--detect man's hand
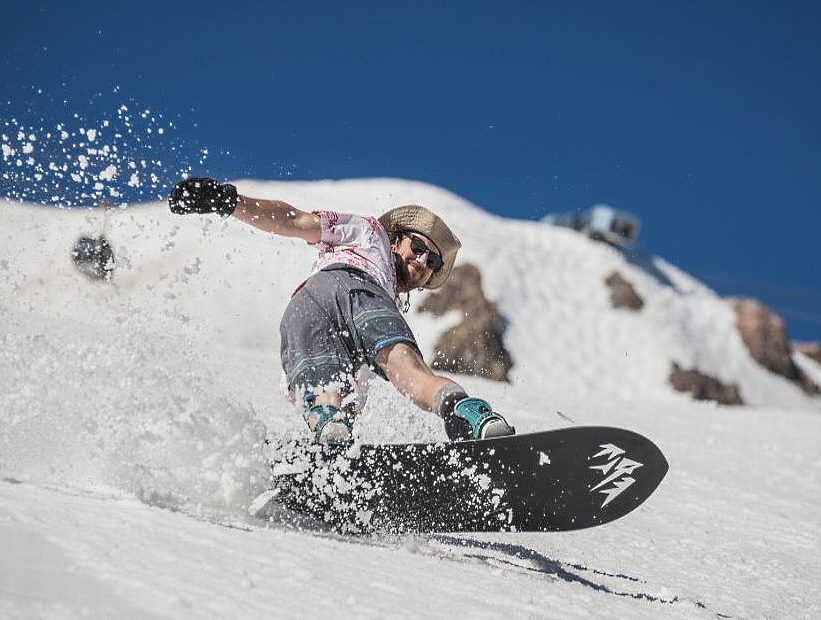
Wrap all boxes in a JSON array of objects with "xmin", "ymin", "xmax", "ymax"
[{"xmin": 168, "ymin": 178, "xmax": 238, "ymax": 217}]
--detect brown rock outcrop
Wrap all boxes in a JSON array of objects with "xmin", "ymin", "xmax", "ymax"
[
  {"xmin": 669, "ymin": 362, "xmax": 744, "ymax": 405},
  {"xmin": 605, "ymin": 271, "xmax": 644, "ymax": 310},
  {"xmin": 728, "ymin": 298, "xmax": 820, "ymax": 396},
  {"xmin": 418, "ymin": 264, "xmax": 513, "ymax": 382}
]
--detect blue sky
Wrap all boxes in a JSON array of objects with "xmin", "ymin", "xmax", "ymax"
[{"xmin": 2, "ymin": 1, "xmax": 820, "ymax": 340}]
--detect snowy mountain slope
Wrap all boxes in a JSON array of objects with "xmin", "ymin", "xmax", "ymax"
[
  {"xmin": 2, "ymin": 178, "xmax": 821, "ymax": 618},
  {"xmin": 4, "ymin": 178, "xmax": 817, "ymax": 410}
]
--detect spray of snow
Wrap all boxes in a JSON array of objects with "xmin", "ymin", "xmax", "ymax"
[{"xmin": 0, "ymin": 100, "xmax": 205, "ymax": 208}]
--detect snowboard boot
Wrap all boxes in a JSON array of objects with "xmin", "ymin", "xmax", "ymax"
[
  {"xmin": 305, "ymin": 404, "xmax": 353, "ymax": 445},
  {"xmin": 442, "ymin": 395, "xmax": 515, "ymax": 441}
]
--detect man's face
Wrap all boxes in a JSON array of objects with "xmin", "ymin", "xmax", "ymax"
[{"xmin": 392, "ymin": 232, "xmax": 439, "ymax": 292}]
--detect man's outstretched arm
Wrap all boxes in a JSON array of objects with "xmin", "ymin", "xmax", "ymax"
[
  {"xmin": 168, "ymin": 177, "xmax": 321, "ymax": 244},
  {"xmin": 232, "ymin": 195, "xmax": 321, "ymax": 243}
]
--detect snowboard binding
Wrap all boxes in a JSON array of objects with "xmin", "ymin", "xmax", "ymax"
[
  {"xmin": 305, "ymin": 403, "xmax": 353, "ymax": 445},
  {"xmin": 446, "ymin": 397, "xmax": 515, "ymax": 441}
]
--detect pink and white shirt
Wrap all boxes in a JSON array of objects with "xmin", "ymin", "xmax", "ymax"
[{"xmin": 307, "ymin": 210, "xmax": 399, "ymax": 305}]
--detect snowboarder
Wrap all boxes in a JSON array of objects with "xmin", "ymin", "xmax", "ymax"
[{"xmin": 168, "ymin": 178, "xmax": 515, "ymax": 444}]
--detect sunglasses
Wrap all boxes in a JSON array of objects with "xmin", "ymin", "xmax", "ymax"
[{"xmin": 407, "ymin": 233, "xmax": 444, "ymax": 272}]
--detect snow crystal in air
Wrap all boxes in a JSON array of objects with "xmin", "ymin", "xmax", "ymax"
[
  {"xmin": 98, "ymin": 164, "xmax": 117, "ymax": 181},
  {"xmin": 0, "ymin": 96, "xmax": 202, "ymax": 207}
]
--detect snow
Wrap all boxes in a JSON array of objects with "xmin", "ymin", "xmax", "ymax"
[
  {"xmin": 2, "ymin": 178, "xmax": 821, "ymax": 618},
  {"xmin": 1, "ymin": 108, "xmax": 188, "ymax": 208},
  {"xmin": 98, "ymin": 164, "xmax": 118, "ymax": 181}
]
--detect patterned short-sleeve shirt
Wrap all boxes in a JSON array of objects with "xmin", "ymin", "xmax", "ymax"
[{"xmin": 308, "ymin": 210, "xmax": 399, "ymax": 305}]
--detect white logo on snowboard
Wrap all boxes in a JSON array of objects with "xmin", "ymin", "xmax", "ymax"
[{"xmin": 589, "ymin": 443, "xmax": 643, "ymax": 508}]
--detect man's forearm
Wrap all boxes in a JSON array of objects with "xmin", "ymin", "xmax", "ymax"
[{"xmin": 232, "ymin": 195, "xmax": 322, "ymax": 243}]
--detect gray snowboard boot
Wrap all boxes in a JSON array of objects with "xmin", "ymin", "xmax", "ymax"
[
  {"xmin": 451, "ymin": 397, "xmax": 515, "ymax": 440},
  {"xmin": 435, "ymin": 382, "xmax": 515, "ymax": 441},
  {"xmin": 305, "ymin": 404, "xmax": 353, "ymax": 445}
]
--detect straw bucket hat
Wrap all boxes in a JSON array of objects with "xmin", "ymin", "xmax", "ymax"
[{"xmin": 378, "ymin": 204, "xmax": 461, "ymax": 289}]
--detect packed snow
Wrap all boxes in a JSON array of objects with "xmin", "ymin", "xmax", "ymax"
[{"xmin": 1, "ymin": 178, "xmax": 820, "ymax": 618}]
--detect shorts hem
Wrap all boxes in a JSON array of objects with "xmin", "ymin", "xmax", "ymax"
[{"xmin": 368, "ymin": 335, "xmax": 419, "ymax": 361}]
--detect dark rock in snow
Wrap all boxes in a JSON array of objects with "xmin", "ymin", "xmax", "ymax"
[
  {"xmin": 419, "ymin": 264, "xmax": 512, "ymax": 382},
  {"xmin": 605, "ymin": 271, "xmax": 644, "ymax": 310},
  {"xmin": 669, "ymin": 362, "xmax": 744, "ymax": 406},
  {"xmin": 728, "ymin": 298, "xmax": 820, "ymax": 396}
]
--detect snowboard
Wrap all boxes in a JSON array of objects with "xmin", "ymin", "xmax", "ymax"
[{"xmin": 254, "ymin": 426, "xmax": 668, "ymax": 534}]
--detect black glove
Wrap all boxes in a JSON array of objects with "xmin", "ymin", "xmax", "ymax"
[{"xmin": 168, "ymin": 178, "xmax": 238, "ymax": 217}]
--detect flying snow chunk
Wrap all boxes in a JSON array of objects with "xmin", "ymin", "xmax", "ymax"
[
  {"xmin": 98, "ymin": 164, "xmax": 117, "ymax": 181},
  {"xmin": 86, "ymin": 129, "xmax": 98, "ymax": 142}
]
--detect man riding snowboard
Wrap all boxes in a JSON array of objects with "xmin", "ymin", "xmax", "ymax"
[{"xmin": 169, "ymin": 178, "xmax": 515, "ymax": 445}]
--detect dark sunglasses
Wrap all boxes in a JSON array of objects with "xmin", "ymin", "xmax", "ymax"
[{"xmin": 406, "ymin": 233, "xmax": 444, "ymax": 272}]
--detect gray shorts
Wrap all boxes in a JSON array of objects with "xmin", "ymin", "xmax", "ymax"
[{"xmin": 280, "ymin": 265, "xmax": 418, "ymax": 397}]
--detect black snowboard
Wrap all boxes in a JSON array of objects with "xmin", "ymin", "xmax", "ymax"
[{"xmin": 261, "ymin": 426, "xmax": 668, "ymax": 534}]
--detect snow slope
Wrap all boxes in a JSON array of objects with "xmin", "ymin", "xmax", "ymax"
[{"xmin": 2, "ymin": 178, "xmax": 820, "ymax": 618}]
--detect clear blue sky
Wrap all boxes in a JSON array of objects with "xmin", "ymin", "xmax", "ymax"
[{"xmin": 2, "ymin": 1, "xmax": 820, "ymax": 340}]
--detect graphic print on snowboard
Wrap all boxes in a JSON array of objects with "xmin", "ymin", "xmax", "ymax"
[{"xmin": 260, "ymin": 426, "xmax": 668, "ymax": 534}]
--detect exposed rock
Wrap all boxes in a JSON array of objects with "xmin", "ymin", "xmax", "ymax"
[
  {"xmin": 419, "ymin": 263, "xmax": 512, "ymax": 382},
  {"xmin": 669, "ymin": 362, "xmax": 744, "ymax": 406},
  {"xmin": 605, "ymin": 271, "xmax": 644, "ymax": 310},
  {"xmin": 728, "ymin": 298, "xmax": 820, "ymax": 396},
  {"xmin": 794, "ymin": 341, "xmax": 821, "ymax": 366}
]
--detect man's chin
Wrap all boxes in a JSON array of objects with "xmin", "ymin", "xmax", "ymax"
[
  {"xmin": 395, "ymin": 270, "xmax": 411, "ymax": 292},
  {"xmin": 395, "ymin": 260, "xmax": 427, "ymax": 291}
]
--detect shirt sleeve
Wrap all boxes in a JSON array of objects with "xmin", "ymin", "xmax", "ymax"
[{"xmin": 314, "ymin": 210, "xmax": 384, "ymax": 248}]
